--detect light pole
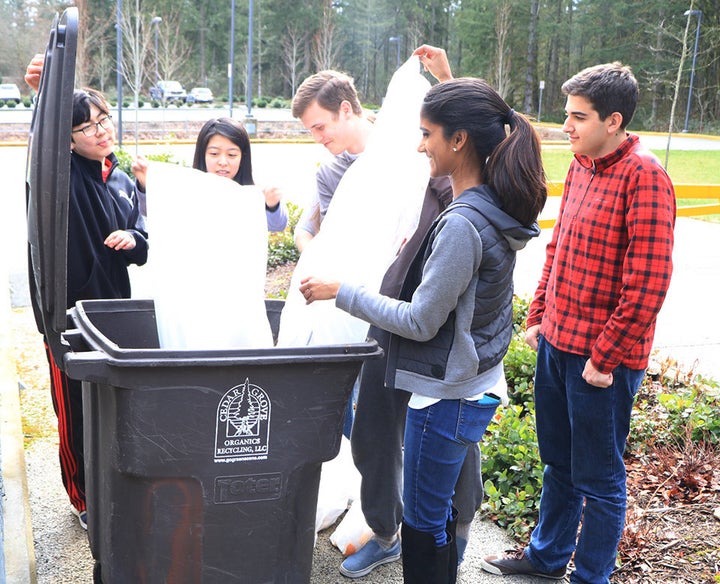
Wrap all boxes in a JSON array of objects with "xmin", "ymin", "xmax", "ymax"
[
  {"xmin": 229, "ymin": 0, "xmax": 235, "ymax": 117},
  {"xmin": 682, "ymin": 9, "xmax": 702, "ymax": 133},
  {"xmin": 389, "ymin": 36, "xmax": 401, "ymax": 70},
  {"xmin": 246, "ymin": 0, "xmax": 253, "ymax": 119},
  {"xmin": 152, "ymin": 16, "xmax": 162, "ymax": 82},
  {"xmin": 116, "ymin": 0, "xmax": 123, "ymax": 148}
]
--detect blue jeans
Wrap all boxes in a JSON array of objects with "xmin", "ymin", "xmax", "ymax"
[
  {"xmin": 342, "ymin": 378, "xmax": 360, "ymax": 439},
  {"xmin": 526, "ymin": 337, "xmax": 644, "ymax": 584},
  {"xmin": 403, "ymin": 396, "xmax": 499, "ymax": 546}
]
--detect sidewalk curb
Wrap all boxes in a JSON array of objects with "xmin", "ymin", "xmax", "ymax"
[{"xmin": 1, "ymin": 266, "xmax": 36, "ymax": 584}]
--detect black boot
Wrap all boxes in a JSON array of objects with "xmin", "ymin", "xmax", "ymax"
[
  {"xmin": 446, "ymin": 508, "xmax": 458, "ymax": 583},
  {"xmin": 401, "ymin": 523, "xmax": 452, "ymax": 584}
]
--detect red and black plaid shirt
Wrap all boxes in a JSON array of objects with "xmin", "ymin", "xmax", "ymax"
[{"xmin": 527, "ymin": 134, "xmax": 676, "ymax": 373}]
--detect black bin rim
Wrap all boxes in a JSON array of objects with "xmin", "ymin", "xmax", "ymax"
[{"xmin": 66, "ymin": 298, "xmax": 383, "ymax": 368}]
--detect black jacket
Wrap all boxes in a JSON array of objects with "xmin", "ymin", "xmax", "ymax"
[{"xmin": 66, "ymin": 152, "xmax": 148, "ymax": 308}]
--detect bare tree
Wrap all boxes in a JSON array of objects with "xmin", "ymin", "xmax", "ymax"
[
  {"xmin": 119, "ymin": 3, "xmax": 154, "ymax": 103},
  {"xmin": 281, "ymin": 25, "xmax": 308, "ymax": 96},
  {"xmin": 312, "ymin": 0, "xmax": 341, "ymax": 71},
  {"xmin": 493, "ymin": 2, "xmax": 512, "ymax": 99},
  {"xmin": 154, "ymin": 9, "xmax": 192, "ymax": 86},
  {"xmin": 665, "ymin": 0, "xmax": 696, "ymax": 168}
]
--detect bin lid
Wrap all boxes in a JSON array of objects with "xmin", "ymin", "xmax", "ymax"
[{"xmin": 26, "ymin": 8, "xmax": 77, "ymax": 366}]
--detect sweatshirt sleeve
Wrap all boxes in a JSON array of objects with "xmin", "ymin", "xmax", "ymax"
[
  {"xmin": 335, "ymin": 214, "xmax": 482, "ymax": 341},
  {"xmin": 265, "ymin": 201, "xmax": 289, "ymax": 232}
]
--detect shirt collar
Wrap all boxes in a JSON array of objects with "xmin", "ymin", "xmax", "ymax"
[{"xmin": 574, "ymin": 133, "xmax": 639, "ymax": 173}]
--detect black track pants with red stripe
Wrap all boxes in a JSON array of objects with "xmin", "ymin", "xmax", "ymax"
[{"xmin": 44, "ymin": 341, "xmax": 86, "ymax": 512}]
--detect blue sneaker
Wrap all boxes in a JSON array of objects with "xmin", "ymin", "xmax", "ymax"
[
  {"xmin": 339, "ymin": 537, "xmax": 401, "ymax": 578},
  {"xmin": 71, "ymin": 506, "xmax": 87, "ymax": 530}
]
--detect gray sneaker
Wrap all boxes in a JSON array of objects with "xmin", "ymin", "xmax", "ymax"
[{"xmin": 480, "ymin": 549, "xmax": 566, "ymax": 579}]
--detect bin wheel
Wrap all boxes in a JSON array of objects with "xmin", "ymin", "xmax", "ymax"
[{"xmin": 93, "ymin": 561, "xmax": 102, "ymax": 583}]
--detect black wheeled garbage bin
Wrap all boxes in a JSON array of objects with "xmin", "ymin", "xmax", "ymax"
[
  {"xmin": 25, "ymin": 9, "xmax": 382, "ymax": 583},
  {"xmin": 62, "ymin": 298, "xmax": 380, "ymax": 584}
]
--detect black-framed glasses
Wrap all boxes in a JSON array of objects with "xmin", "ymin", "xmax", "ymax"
[{"xmin": 72, "ymin": 115, "xmax": 113, "ymax": 137}]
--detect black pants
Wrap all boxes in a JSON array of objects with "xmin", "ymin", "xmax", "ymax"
[{"xmin": 45, "ymin": 341, "xmax": 86, "ymax": 511}]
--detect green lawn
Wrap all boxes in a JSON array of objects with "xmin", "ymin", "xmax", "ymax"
[
  {"xmin": 542, "ymin": 147, "xmax": 720, "ymax": 222},
  {"xmin": 541, "ymin": 148, "xmax": 720, "ymax": 184}
]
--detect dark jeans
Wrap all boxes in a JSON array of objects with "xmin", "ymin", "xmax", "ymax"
[{"xmin": 526, "ymin": 336, "xmax": 644, "ymax": 584}]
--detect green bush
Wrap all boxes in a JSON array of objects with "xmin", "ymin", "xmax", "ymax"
[
  {"xmin": 630, "ymin": 377, "xmax": 720, "ymax": 451},
  {"xmin": 269, "ymin": 97, "xmax": 289, "ymax": 108},
  {"xmin": 267, "ymin": 202, "xmax": 301, "ymax": 268},
  {"xmin": 115, "ymin": 150, "xmax": 179, "ymax": 178},
  {"xmin": 480, "ymin": 296, "xmax": 543, "ymax": 542},
  {"xmin": 482, "ymin": 403, "xmax": 543, "ymax": 541},
  {"xmin": 512, "ymin": 295, "xmax": 531, "ymax": 333},
  {"xmin": 504, "ymin": 333, "xmax": 536, "ymax": 408}
]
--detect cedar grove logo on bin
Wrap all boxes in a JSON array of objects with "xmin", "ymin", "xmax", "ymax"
[{"xmin": 214, "ymin": 378, "xmax": 271, "ymax": 463}]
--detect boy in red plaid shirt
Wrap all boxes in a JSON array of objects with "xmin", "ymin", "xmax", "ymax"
[{"xmin": 482, "ymin": 63, "xmax": 676, "ymax": 583}]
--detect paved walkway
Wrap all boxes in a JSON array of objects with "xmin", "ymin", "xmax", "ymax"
[{"xmin": 1, "ymin": 133, "xmax": 719, "ymax": 582}]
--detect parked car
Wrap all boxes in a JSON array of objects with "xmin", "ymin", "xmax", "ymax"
[
  {"xmin": 187, "ymin": 87, "xmax": 214, "ymax": 104},
  {"xmin": 149, "ymin": 80, "xmax": 187, "ymax": 103},
  {"xmin": 0, "ymin": 83, "xmax": 22, "ymax": 105}
]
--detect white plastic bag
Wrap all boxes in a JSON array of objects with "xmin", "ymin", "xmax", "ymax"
[
  {"xmin": 330, "ymin": 499, "xmax": 374, "ymax": 556},
  {"xmin": 144, "ymin": 163, "xmax": 273, "ymax": 350},
  {"xmin": 277, "ymin": 56, "xmax": 431, "ymax": 347},
  {"xmin": 315, "ymin": 436, "xmax": 360, "ymax": 533}
]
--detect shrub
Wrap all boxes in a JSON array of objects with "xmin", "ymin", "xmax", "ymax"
[
  {"xmin": 267, "ymin": 202, "xmax": 301, "ymax": 268},
  {"xmin": 115, "ymin": 149, "xmax": 179, "ymax": 178},
  {"xmin": 482, "ymin": 403, "xmax": 543, "ymax": 541},
  {"xmin": 504, "ymin": 333, "xmax": 536, "ymax": 408},
  {"xmin": 269, "ymin": 97, "xmax": 288, "ymax": 109},
  {"xmin": 630, "ymin": 375, "xmax": 720, "ymax": 452},
  {"xmin": 512, "ymin": 295, "xmax": 531, "ymax": 333}
]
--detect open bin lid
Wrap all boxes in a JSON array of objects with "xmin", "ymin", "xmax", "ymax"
[{"xmin": 25, "ymin": 7, "xmax": 77, "ymax": 367}]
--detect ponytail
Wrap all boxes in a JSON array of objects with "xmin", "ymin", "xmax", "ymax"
[{"xmin": 485, "ymin": 111, "xmax": 547, "ymax": 226}]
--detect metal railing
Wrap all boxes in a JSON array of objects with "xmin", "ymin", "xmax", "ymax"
[{"xmin": 539, "ymin": 182, "xmax": 720, "ymax": 229}]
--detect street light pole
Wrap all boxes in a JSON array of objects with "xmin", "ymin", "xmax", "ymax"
[
  {"xmin": 682, "ymin": 9, "xmax": 702, "ymax": 133},
  {"xmin": 152, "ymin": 16, "xmax": 162, "ymax": 82},
  {"xmin": 246, "ymin": 0, "xmax": 253, "ymax": 118},
  {"xmin": 116, "ymin": 0, "xmax": 123, "ymax": 148},
  {"xmin": 229, "ymin": 0, "xmax": 235, "ymax": 117},
  {"xmin": 389, "ymin": 37, "xmax": 401, "ymax": 70}
]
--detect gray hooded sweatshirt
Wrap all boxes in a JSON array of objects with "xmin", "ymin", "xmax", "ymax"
[{"xmin": 335, "ymin": 185, "xmax": 540, "ymax": 402}]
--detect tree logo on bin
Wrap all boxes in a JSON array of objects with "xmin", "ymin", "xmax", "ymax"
[{"xmin": 215, "ymin": 378, "xmax": 271, "ymax": 463}]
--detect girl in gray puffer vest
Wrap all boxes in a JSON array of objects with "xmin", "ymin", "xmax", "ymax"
[{"xmin": 300, "ymin": 76, "xmax": 547, "ymax": 584}]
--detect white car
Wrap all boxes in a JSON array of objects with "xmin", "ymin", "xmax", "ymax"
[
  {"xmin": 0, "ymin": 83, "xmax": 22, "ymax": 105},
  {"xmin": 188, "ymin": 87, "xmax": 214, "ymax": 104}
]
